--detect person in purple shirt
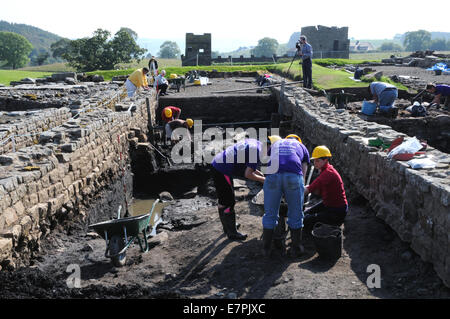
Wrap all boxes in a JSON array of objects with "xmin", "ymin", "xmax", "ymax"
[
  {"xmin": 211, "ymin": 138, "xmax": 267, "ymax": 240},
  {"xmin": 426, "ymin": 83, "xmax": 450, "ymax": 110},
  {"xmin": 262, "ymin": 134, "xmax": 310, "ymax": 258}
]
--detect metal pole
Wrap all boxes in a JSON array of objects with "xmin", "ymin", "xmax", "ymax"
[{"xmin": 211, "ymin": 81, "xmax": 303, "ymax": 94}]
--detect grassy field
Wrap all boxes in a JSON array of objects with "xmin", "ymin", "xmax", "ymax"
[
  {"xmin": 0, "ymin": 70, "xmax": 52, "ymax": 86},
  {"xmin": 349, "ymin": 50, "xmax": 450, "ymax": 60},
  {"xmin": 18, "ymin": 63, "xmax": 75, "ymax": 72},
  {"xmin": 2, "ymin": 57, "xmax": 411, "ymax": 90},
  {"xmin": 268, "ymin": 62, "xmax": 408, "ymax": 91}
]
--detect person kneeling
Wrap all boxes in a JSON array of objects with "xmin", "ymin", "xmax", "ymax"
[{"xmin": 303, "ymin": 146, "xmax": 348, "ymax": 235}]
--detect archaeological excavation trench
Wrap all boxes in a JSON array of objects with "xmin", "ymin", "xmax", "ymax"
[{"xmin": 0, "ymin": 73, "xmax": 449, "ymax": 298}]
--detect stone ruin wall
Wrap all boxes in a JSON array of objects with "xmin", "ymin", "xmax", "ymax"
[
  {"xmin": 0, "ymin": 108, "xmax": 72, "ymax": 155},
  {"xmin": 272, "ymin": 86, "xmax": 450, "ymax": 287},
  {"xmin": 0, "ymin": 88, "xmax": 158, "ymax": 270}
]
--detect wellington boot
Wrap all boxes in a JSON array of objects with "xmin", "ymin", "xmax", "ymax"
[
  {"xmin": 223, "ymin": 209, "xmax": 247, "ymax": 240},
  {"xmin": 288, "ymin": 228, "xmax": 305, "ymax": 258},
  {"xmin": 218, "ymin": 207, "xmax": 228, "ymax": 235},
  {"xmin": 262, "ymin": 228, "xmax": 274, "ymax": 258}
]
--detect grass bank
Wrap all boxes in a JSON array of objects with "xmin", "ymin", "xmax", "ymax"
[
  {"xmin": 0, "ymin": 70, "xmax": 52, "ymax": 86},
  {"xmin": 268, "ymin": 62, "xmax": 408, "ymax": 91}
]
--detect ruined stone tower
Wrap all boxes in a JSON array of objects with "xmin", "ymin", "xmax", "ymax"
[
  {"xmin": 181, "ymin": 33, "xmax": 212, "ymax": 66},
  {"xmin": 300, "ymin": 25, "xmax": 350, "ymax": 59}
]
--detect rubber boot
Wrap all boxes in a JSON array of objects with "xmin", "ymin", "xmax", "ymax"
[
  {"xmin": 223, "ymin": 208, "xmax": 247, "ymax": 240},
  {"xmin": 218, "ymin": 207, "xmax": 229, "ymax": 235},
  {"xmin": 288, "ymin": 228, "xmax": 304, "ymax": 258},
  {"xmin": 262, "ymin": 228, "xmax": 274, "ymax": 258},
  {"xmin": 273, "ymin": 216, "xmax": 286, "ymax": 254}
]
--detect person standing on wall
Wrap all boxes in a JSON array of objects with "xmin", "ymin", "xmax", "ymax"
[
  {"xmin": 148, "ymin": 56, "xmax": 159, "ymax": 85},
  {"xmin": 296, "ymin": 35, "xmax": 313, "ymax": 89}
]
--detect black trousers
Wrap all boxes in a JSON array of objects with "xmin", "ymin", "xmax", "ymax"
[
  {"xmin": 303, "ymin": 201, "xmax": 347, "ymax": 234},
  {"xmin": 302, "ymin": 58, "xmax": 312, "ymax": 89},
  {"xmin": 158, "ymin": 83, "xmax": 168, "ymax": 94},
  {"xmin": 211, "ymin": 167, "xmax": 235, "ymax": 209}
]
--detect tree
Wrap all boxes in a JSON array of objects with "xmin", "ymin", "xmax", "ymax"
[
  {"xmin": 403, "ymin": 30, "xmax": 432, "ymax": 51},
  {"xmin": 61, "ymin": 28, "xmax": 146, "ymax": 71},
  {"xmin": 118, "ymin": 27, "xmax": 138, "ymax": 41},
  {"xmin": 429, "ymin": 38, "xmax": 448, "ymax": 51},
  {"xmin": 32, "ymin": 50, "xmax": 49, "ymax": 66},
  {"xmin": 0, "ymin": 31, "xmax": 33, "ymax": 69},
  {"xmin": 51, "ymin": 38, "xmax": 71, "ymax": 59},
  {"xmin": 110, "ymin": 29, "xmax": 146, "ymax": 65},
  {"xmin": 158, "ymin": 41, "xmax": 180, "ymax": 59},
  {"xmin": 379, "ymin": 42, "xmax": 403, "ymax": 51},
  {"xmin": 251, "ymin": 37, "xmax": 279, "ymax": 57}
]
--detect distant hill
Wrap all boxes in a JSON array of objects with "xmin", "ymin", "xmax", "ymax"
[{"xmin": 0, "ymin": 20, "xmax": 63, "ymax": 64}]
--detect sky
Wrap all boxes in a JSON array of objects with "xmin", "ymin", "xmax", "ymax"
[{"xmin": 2, "ymin": 0, "xmax": 449, "ymax": 52}]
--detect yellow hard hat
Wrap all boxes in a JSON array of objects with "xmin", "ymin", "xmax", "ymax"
[
  {"xmin": 285, "ymin": 134, "xmax": 302, "ymax": 144},
  {"xmin": 268, "ymin": 135, "xmax": 282, "ymax": 144},
  {"xmin": 186, "ymin": 118, "xmax": 194, "ymax": 128},
  {"xmin": 311, "ymin": 145, "xmax": 332, "ymax": 159},
  {"xmin": 164, "ymin": 108, "xmax": 173, "ymax": 118},
  {"xmin": 169, "ymin": 73, "xmax": 178, "ymax": 79}
]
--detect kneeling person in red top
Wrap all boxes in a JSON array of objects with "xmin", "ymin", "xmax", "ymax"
[{"xmin": 303, "ymin": 145, "xmax": 348, "ymax": 234}]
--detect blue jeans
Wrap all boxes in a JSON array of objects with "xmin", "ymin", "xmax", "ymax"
[
  {"xmin": 263, "ymin": 173, "xmax": 304, "ymax": 230},
  {"xmin": 379, "ymin": 89, "xmax": 398, "ymax": 108}
]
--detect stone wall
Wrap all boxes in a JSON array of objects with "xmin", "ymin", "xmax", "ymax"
[
  {"xmin": 0, "ymin": 89, "xmax": 157, "ymax": 270},
  {"xmin": 272, "ymin": 85, "xmax": 450, "ymax": 287},
  {"xmin": 157, "ymin": 95, "xmax": 278, "ymax": 125},
  {"xmin": 301, "ymin": 25, "xmax": 350, "ymax": 59},
  {"xmin": 181, "ymin": 33, "xmax": 212, "ymax": 66},
  {"xmin": 0, "ymin": 108, "xmax": 72, "ymax": 155}
]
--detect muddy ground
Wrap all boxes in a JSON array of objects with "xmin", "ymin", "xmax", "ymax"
[{"xmin": 1, "ymin": 176, "xmax": 449, "ymax": 299}]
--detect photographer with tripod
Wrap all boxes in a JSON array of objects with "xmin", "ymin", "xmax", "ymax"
[{"xmin": 296, "ymin": 35, "xmax": 313, "ymax": 89}]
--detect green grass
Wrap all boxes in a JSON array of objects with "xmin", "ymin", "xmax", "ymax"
[
  {"xmin": 2, "ymin": 58, "xmax": 411, "ymax": 91},
  {"xmin": 313, "ymin": 58, "xmax": 378, "ymax": 67},
  {"xmin": 267, "ymin": 62, "xmax": 408, "ymax": 91},
  {"xmin": 0, "ymin": 70, "xmax": 52, "ymax": 85},
  {"xmin": 18, "ymin": 63, "xmax": 75, "ymax": 72}
]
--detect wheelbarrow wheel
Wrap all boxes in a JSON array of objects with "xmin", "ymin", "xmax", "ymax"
[{"xmin": 110, "ymin": 235, "xmax": 127, "ymax": 267}]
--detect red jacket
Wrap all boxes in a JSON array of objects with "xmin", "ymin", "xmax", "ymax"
[
  {"xmin": 308, "ymin": 162, "xmax": 347, "ymax": 208},
  {"xmin": 161, "ymin": 106, "xmax": 181, "ymax": 123}
]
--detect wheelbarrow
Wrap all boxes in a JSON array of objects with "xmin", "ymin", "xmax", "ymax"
[{"xmin": 88, "ymin": 199, "xmax": 161, "ymax": 267}]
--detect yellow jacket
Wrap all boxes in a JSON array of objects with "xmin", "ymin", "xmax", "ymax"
[{"xmin": 128, "ymin": 69, "xmax": 147, "ymax": 88}]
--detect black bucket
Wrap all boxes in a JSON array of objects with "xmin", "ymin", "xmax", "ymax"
[
  {"xmin": 312, "ymin": 223, "xmax": 342, "ymax": 260},
  {"xmin": 435, "ymin": 69, "xmax": 442, "ymax": 75}
]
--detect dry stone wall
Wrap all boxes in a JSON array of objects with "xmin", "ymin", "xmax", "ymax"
[
  {"xmin": 0, "ymin": 108, "xmax": 72, "ymax": 155},
  {"xmin": 0, "ymin": 87, "xmax": 157, "ymax": 270},
  {"xmin": 272, "ymin": 85, "xmax": 450, "ymax": 287}
]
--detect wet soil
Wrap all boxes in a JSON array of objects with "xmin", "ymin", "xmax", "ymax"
[{"xmin": 1, "ymin": 178, "xmax": 449, "ymax": 299}]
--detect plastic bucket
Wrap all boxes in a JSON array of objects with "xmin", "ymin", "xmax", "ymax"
[
  {"xmin": 312, "ymin": 223, "xmax": 342, "ymax": 260},
  {"xmin": 435, "ymin": 69, "xmax": 442, "ymax": 75},
  {"xmin": 361, "ymin": 101, "xmax": 377, "ymax": 115}
]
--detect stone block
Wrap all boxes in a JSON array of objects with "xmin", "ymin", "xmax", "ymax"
[
  {"xmin": 13, "ymin": 201, "xmax": 25, "ymax": 217},
  {"xmin": 0, "ymin": 238, "xmax": 13, "ymax": 258},
  {"xmin": 1, "ymin": 207, "xmax": 18, "ymax": 228}
]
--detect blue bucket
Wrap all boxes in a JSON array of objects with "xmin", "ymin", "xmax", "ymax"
[{"xmin": 361, "ymin": 101, "xmax": 377, "ymax": 115}]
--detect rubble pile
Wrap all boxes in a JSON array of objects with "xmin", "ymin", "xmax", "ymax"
[{"xmin": 381, "ymin": 51, "xmax": 450, "ymax": 69}]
